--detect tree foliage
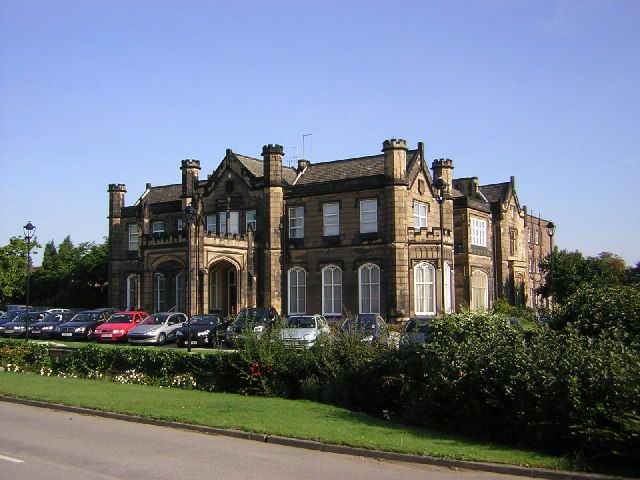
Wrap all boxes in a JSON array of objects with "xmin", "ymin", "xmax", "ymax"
[{"xmin": 0, "ymin": 236, "xmax": 41, "ymax": 305}]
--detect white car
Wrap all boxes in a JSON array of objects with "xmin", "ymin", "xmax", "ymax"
[
  {"xmin": 127, "ymin": 312, "xmax": 187, "ymax": 345},
  {"xmin": 279, "ymin": 314, "xmax": 331, "ymax": 349}
]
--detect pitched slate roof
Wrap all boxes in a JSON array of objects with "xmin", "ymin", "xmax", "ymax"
[
  {"xmin": 479, "ymin": 182, "xmax": 510, "ymax": 204},
  {"xmin": 235, "ymin": 154, "xmax": 298, "ymax": 185},
  {"xmin": 138, "ymin": 184, "xmax": 181, "ymax": 204},
  {"xmin": 294, "ymin": 149, "xmax": 418, "ymax": 185}
]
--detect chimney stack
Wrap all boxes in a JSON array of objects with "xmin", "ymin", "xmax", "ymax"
[
  {"xmin": 431, "ymin": 158, "xmax": 454, "ymax": 194},
  {"xmin": 382, "ymin": 138, "xmax": 408, "ymax": 180},
  {"xmin": 262, "ymin": 144, "xmax": 284, "ymax": 186}
]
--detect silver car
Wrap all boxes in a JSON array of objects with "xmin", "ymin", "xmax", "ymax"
[
  {"xmin": 128, "ymin": 312, "xmax": 187, "ymax": 345},
  {"xmin": 279, "ymin": 314, "xmax": 330, "ymax": 349}
]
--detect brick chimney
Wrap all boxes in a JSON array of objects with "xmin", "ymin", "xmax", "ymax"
[
  {"xmin": 262, "ymin": 144, "xmax": 284, "ymax": 186},
  {"xmin": 181, "ymin": 159, "xmax": 200, "ymax": 198},
  {"xmin": 431, "ymin": 158, "xmax": 454, "ymax": 194},
  {"xmin": 108, "ymin": 183, "xmax": 126, "ymax": 219},
  {"xmin": 382, "ymin": 138, "xmax": 407, "ymax": 180}
]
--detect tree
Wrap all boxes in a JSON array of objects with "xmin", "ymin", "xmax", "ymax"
[{"xmin": 0, "ymin": 236, "xmax": 40, "ymax": 305}]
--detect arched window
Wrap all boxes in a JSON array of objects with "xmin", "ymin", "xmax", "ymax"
[
  {"xmin": 154, "ymin": 273, "xmax": 166, "ymax": 312},
  {"xmin": 322, "ymin": 265, "xmax": 342, "ymax": 316},
  {"xmin": 288, "ymin": 267, "xmax": 306, "ymax": 315},
  {"xmin": 126, "ymin": 274, "xmax": 138, "ymax": 310},
  {"xmin": 359, "ymin": 263, "xmax": 380, "ymax": 314},
  {"xmin": 209, "ymin": 269, "xmax": 219, "ymax": 310},
  {"xmin": 414, "ymin": 262, "xmax": 436, "ymax": 315},
  {"xmin": 471, "ymin": 270, "xmax": 489, "ymax": 311},
  {"xmin": 175, "ymin": 272, "xmax": 185, "ymax": 312},
  {"xmin": 444, "ymin": 262, "xmax": 452, "ymax": 313},
  {"xmin": 228, "ymin": 268, "xmax": 237, "ymax": 315}
]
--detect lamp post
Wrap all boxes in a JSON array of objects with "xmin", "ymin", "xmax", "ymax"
[
  {"xmin": 433, "ymin": 178, "xmax": 449, "ymax": 315},
  {"xmin": 23, "ymin": 222, "xmax": 36, "ymax": 342},
  {"xmin": 546, "ymin": 221, "xmax": 555, "ymax": 312},
  {"xmin": 183, "ymin": 205, "xmax": 197, "ymax": 352}
]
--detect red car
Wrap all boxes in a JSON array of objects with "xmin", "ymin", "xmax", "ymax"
[{"xmin": 94, "ymin": 311, "xmax": 149, "ymax": 342}]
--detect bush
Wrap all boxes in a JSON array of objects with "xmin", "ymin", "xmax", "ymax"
[
  {"xmin": 555, "ymin": 284, "xmax": 640, "ymax": 345},
  {"xmin": 0, "ymin": 339, "xmax": 51, "ymax": 373}
]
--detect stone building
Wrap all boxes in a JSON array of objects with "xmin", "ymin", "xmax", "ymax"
[
  {"xmin": 525, "ymin": 212, "xmax": 553, "ymax": 309},
  {"xmin": 108, "ymin": 138, "xmax": 552, "ymax": 319}
]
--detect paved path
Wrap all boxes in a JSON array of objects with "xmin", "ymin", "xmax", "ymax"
[{"xmin": 0, "ymin": 402, "xmax": 527, "ymax": 480}]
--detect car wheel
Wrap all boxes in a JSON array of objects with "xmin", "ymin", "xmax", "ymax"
[{"xmin": 157, "ymin": 333, "xmax": 166, "ymax": 346}]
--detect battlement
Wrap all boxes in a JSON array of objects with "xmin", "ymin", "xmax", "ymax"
[
  {"xmin": 262, "ymin": 144, "xmax": 284, "ymax": 156},
  {"xmin": 382, "ymin": 138, "xmax": 407, "ymax": 151},
  {"xmin": 180, "ymin": 159, "xmax": 201, "ymax": 170},
  {"xmin": 108, "ymin": 183, "xmax": 126, "ymax": 193}
]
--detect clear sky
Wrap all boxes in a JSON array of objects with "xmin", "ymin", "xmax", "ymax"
[{"xmin": 1, "ymin": 0, "xmax": 638, "ymax": 264}]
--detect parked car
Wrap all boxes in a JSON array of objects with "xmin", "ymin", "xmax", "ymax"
[
  {"xmin": 0, "ymin": 309, "xmax": 26, "ymax": 334},
  {"xmin": 1, "ymin": 312, "xmax": 46, "ymax": 338},
  {"xmin": 30, "ymin": 311, "xmax": 79, "ymax": 339},
  {"xmin": 279, "ymin": 314, "xmax": 331, "ymax": 349},
  {"xmin": 399, "ymin": 317, "xmax": 433, "ymax": 348},
  {"xmin": 128, "ymin": 312, "xmax": 187, "ymax": 345},
  {"xmin": 94, "ymin": 311, "xmax": 149, "ymax": 343},
  {"xmin": 223, "ymin": 307, "xmax": 280, "ymax": 347},
  {"xmin": 175, "ymin": 314, "xmax": 231, "ymax": 348},
  {"xmin": 55, "ymin": 308, "xmax": 118, "ymax": 340},
  {"xmin": 340, "ymin": 314, "xmax": 389, "ymax": 345}
]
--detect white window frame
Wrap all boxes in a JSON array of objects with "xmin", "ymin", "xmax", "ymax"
[
  {"xmin": 414, "ymin": 262, "xmax": 436, "ymax": 315},
  {"xmin": 358, "ymin": 263, "xmax": 380, "ymax": 314},
  {"xmin": 535, "ymin": 230, "xmax": 540, "ymax": 245},
  {"xmin": 219, "ymin": 212, "xmax": 227, "ymax": 234},
  {"xmin": 321, "ymin": 265, "xmax": 342, "ymax": 316},
  {"xmin": 444, "ymin": 262, "xmax": 452, "ymax": 313},
  {"xmin": 177, "ymin": 218, "xmax": 185, "ymax": 231},
  {"xmin": 288, "ymin": 267, "xmax": 306, "ymax": 315},
  {"xmin": 205, "ymin": 214, "xmax": 216, "ymax": 234},
  {"xmin": 289, "ymin": 206, "xmax": 304, "ymax": 239},
  {"xmin": 359, "ymin": 199, "xmax": 377, "ymax": 233},
  {"xmin": 209, "ymin": 269, "xmax": 219, "ymax": 310},
  {"xmin": 152, "ymin": 221, "xmax": 165, "ymax": 234},
  {"xmin": 471, "ymin": 270, "xmax": 489, "ymax": 311},
  {"xmin": 323, "ymin": 203, "xmax": 340, "ymax": 236},
  {"xmin": 154, "ymin": 273, "xmax": 166, "ymax": 312},
  {"xmin": 126, "ymin": 274, "xmax": 138, "ymax": 310},
  {"xmin": 175, "ymin": 272, "xmax": 185, "ymax": 312},
  {"xmin": 245, "ymin": 210, "xmax": 256, "ymax": 233},
  {"xmin": 413, "ymin": 202, "xmax": 428, "ymax": 229},
  {"xmin": 470, "ymin": 217, "xmax": 487, "ymax": 247},
  {"xmin": 128, "ymin": 224, "xmax": 139, "ymax": 251},
  {"xmin": 229, "ymin": 211, "xmax": 239, "ymax": 235}
]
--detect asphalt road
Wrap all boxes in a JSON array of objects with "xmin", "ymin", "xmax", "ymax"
[{"xmin": 0, "ymin": 402, "xmax": 526, "ymax": 480}]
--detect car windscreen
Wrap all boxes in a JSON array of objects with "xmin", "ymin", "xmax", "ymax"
[
  {"xmin": 71, "ymin": 313, "xmax": 99, "ymax": 322},
  {"xmin": 235, "ymin": 309, "xmax": 270, "ymax": 325},
  {"xmin": 11, "ymin": 314, "xmax": 38, "ymax": 322},
  {"xmin": 106, "ymin": 314, "xmax": 134, "ymax": 323},
  {"xmin": 150, "ymin": 314, "xmax": 170, "ymax": 325},
  {"xmin": 287, "ymin": 316, "xmax": 316, "ymax": 328},
  {"xmin": 0, "ymin": 311, "xmax": 21, "ymax": 320},
  {"xmin": 41, "ymin": 313, "xmax": 64, "ymax": 323},
  {"xmin": 190, "ymin": 316, "xmax": 217, "ymax": 325},
  {"xmin": 344, "ymin": 318, "xmax": 376, "ymax": 331}
]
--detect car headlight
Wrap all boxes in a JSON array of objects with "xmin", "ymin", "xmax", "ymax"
[
  {"xmin": 303, "ymin": 333, "xmax": 315, "ymax": 341},
  {"xmin": 42, "ymin": 326, "xmax": 54, "ymax": 330},
  {"xmin": 253, "ymin": 325, "xmax": 264, "ymax": 333},
  {"xmin": 15, "ymin": 325, "xmax": 26, "ymax": 331},
  {"xmin": 75, "ymin": 327, "xmax": 85, "ymax": 332},
  {"xmin": 196, "ymin": 330, "xmax": 209, "ymax": 337},
  {"xmin": 362, "ymin": 335, "xmax": 374, "ymax": 342}
]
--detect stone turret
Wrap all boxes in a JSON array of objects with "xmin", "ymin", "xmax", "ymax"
[
  {"xmin": 181, "ymin": 159, "xmax": 201, "ymax": 199},
  {"xmin": 108, "ymin": 183, "xmax": 126, "ymax": 219},
  {"xmin": 432, "ymin": 158, "xmax": 454, "ymax": 194},
  {"xmin": 262, "ymin": 144, "xmax": 284, "ymax": 186},
  {"xmin": 382, "ymin": 138, "xmax": 407, "ymax": 181}
]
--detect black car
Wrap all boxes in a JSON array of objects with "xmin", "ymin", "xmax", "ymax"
[
  {"xmin": 175, "ymin": 315, "xmax": 230, "ymax": 348},
  {"xmin": 55, "ymin": 308, "xmax": 118, "ymax": 340},
  {"xmin": 1, "ymin": 312, "xmax": 46, "ymax": 338},
  {"xmin": 30, "ymin": 311, "xmax": 80, "ymax": 339},
  {"xmin": 223, "ymin": 307, "xmax": 280, "ymax": 347},
  {"xmin": 399, "ymin": 317, "xmax": 433, "ymax": 349},
  {"xmin": 0, "ymin": 309, "xmax": 26, "ymax": 335},
  {"xmin": 340, "ymin": 314, "xmax": 389, "ymax": 345}
]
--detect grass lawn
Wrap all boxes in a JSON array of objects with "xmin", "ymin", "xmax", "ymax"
[{"xmin": 0, "ymin": 371, "xmax": 573, "ymax": 471}]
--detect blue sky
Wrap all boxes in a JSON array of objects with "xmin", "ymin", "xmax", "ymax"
[{"xmin": 1, "ymin": 0, "xmax": 638, "ymax": 264}]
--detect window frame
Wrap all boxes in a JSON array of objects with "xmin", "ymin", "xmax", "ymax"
[
  {"xmin": 289, "ymin": 206, "xmax": 304, "ymax": 239},
  {"xmin": 228, "ymin": 211, "xmax": 240, "ymax": 235},
  {"xmin": 358, "ymin": 263, "xmax": 380, "ymax": 314},
  {"xmin": 470, "ymin": 217, "xmax": 487, "ymax": 247},
  {"xmin": 322, "ymin": 203, "xmax": 340, "ymax": 237},
  {"xmin": 245, "ymin": 210, "xmax": 256, "ymax": 233},
  {"xmin": 321, "ymin": 265, "xmax": 342, "ymax": 316},
  {"xmin": 127, "ymin": 224, "xmax": 139, "ymax": 251},
  {"xmin": 359, "ymin": 199, "xmax": 378, "ymax": 234},
  {"xmin": 413, "ymin": 201, "xmax": 428, "ymax": 229},
  {"xmin": 470, "ymin": 270, "xmax": 489, "ymax": 311},
  {"xmin": 287, "ymin": 267, "xmax": 306, "ymax": 315},
  {"xmin": 414, "ymin": 262, "xmax": 436, "ymax": 316},
  {"xmin": 152, "ymin": 221, "xmax": 165, "ymax": 235},
  {"xmin": 205, "ymin": 214, "xmax": 217, "ymax": 234}
]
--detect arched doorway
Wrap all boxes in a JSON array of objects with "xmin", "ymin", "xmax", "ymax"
[{"xmin": 208, "ymin": 260, "xmax": 239, "ymax": 318}]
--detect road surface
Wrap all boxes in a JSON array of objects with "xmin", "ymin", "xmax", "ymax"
[{"xmin": 0, "ymin": 401, "xmax": 526, "ymax": 480}]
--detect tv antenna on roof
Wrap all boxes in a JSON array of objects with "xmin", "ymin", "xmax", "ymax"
[{"xmin": 302, "ymin": 133, "xmax": 312, "ymax": 161}]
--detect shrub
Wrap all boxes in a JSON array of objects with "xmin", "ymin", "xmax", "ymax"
[{"xmin": 0, "ymin": 339, "xmax": 51, "ymax": 372}]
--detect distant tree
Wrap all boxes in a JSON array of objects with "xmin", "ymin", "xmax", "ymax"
[
  {"xmin": 626, "ymin": 262, "xmax": 640, "ymax": 285},
  {"xmin": 539, "ymin": 249, "xmax": 628, "ymax": 305},
  {"xmin": 0, "ymin": 236, "xmax": 41, "ymax": 305}
]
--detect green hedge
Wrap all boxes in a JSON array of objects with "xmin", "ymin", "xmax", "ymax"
[{"xmin": 1, "ymin": 313, "xmax": 638, "ymax": 471}]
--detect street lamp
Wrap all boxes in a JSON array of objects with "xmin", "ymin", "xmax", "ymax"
[
  {"xmin": 23, "ymin": 222, "xmax": 36, "ymax": 342},
  {"xmin": 433, "ymin": 178, "xmax": 449, "ymax": 315},
  {"xmin": 183, "ymin": 205, "xmax": 197, "ymax": 352},
  {"xmin": 546, "ymin": 221, "xmax": 555, "ymax": 312}
]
